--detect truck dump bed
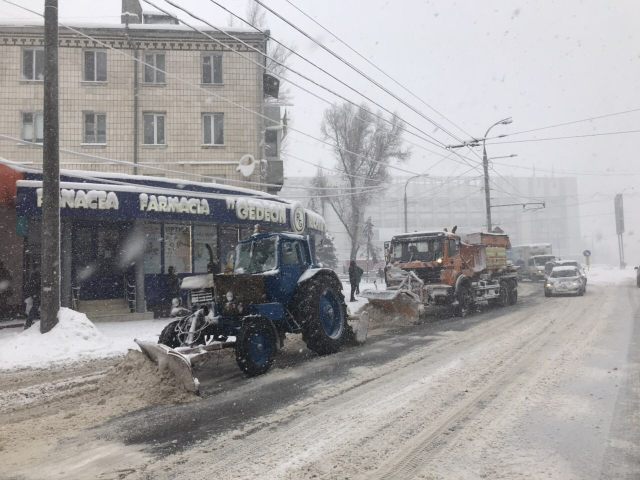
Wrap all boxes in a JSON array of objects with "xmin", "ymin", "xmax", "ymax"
[{"xmin": 462, "ymin": 232, "xmax": 511, "ymax": 270}]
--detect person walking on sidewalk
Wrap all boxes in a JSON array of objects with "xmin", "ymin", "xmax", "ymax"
[{"xmin": 349, "ymin": 260, "xmax": 363, "ymax": 302}]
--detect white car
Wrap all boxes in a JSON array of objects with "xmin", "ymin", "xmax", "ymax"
[
  {"xmin": 544, "ymin": 266, "xmax": 585, "ymax": 297},
  {"xmin": 554, "ymin": 260, "xmax": 588, "ymax": 287}
]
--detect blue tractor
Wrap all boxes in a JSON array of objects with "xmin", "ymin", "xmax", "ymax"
[{"xmin": 136, "ymin": 232, "xmax": 367, "ymax": 392}]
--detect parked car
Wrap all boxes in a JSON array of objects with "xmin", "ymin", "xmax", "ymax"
[
  {"xmin": 553, "ymin": 260, "xmax": 587, "ymax": 287},
  {"xmin": 545, "ymin": 266, "xmax": 585, "ymax": 297}
]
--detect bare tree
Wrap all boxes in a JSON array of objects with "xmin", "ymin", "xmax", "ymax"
[
  {"xmin": 312, "ymin": 102, "xmax": 411, "ymax": 260},
  {"xmin": 245, "ymin": 1, "xmax": 266, "ymax": 28}
]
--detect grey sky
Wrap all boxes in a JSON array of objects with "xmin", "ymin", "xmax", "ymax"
[{"xmin": 2, "ymin": 0, "xmax": 640, "ymax": 257}]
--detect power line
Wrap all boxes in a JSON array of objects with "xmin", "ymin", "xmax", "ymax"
[
  {"xmin": 1, "ymin": 0, "xmax": 427, "ymax": 180},
  {"xmin": 152, "ymin": 0, "xmax": 452, "ymax": 154},
  {"xmin": 282, "ymin": 0, "xmax": 474, "ymax": 141},
  {"xmin": 486, "ymin": 107, "xmax": 640, "ymax": 140},
  {"xmin": 484, "ymin": 129, "xmax": 640, "ymax": 146},
  {"xmin": 253, "ymin": 0, "xmax": 465, "ymax": 147}
]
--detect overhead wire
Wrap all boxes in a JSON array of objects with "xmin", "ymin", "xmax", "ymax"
[
  {"xmin": 282, "ymin": 0, "xmax": 474, "ymax": 141},
  {"xmin": 485, "ymin": 107, "xmax": 640, "ymax": 140},
  {"xmin": 253, "ymin": 0, "xmax": 464, "ymax": 146},
  {"xmin": 1, "ymin": 0, "xmax": 430, "ymax": 182},
  {"xmin": 150, "ymin": 0, "xmax": 454, "ymax": 153}
]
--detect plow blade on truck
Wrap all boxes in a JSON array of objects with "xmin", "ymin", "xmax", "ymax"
[{"xmin": 359, "ymin": 289, "xmax": 423, "ymax": 319}]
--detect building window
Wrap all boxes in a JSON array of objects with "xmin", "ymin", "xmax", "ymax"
[
  {"xmin": 265, "ymin": 130, "xmax": 278, "ymax": 157},
  {"xmin": 202, "ymin": 54, "xmax": 222, "ymax": 84},
  {"xmin": 22, "ymin": 48, "xmax": 45, "ymax": 81},
  {"xmin": 143, "ymin": 113, "xmax": 166, "ymax": 145},
  {"xmin": 22, "ymin": 112, "xmax": 44, "ymax": 143},
  {"xmin": 84, "ymin": 50, "xmax": 107, "ymax": 82},
  {"xmin": 143, "ymin": 53, "xmax": 166, "ymax": 84},
  {"xmin": 203, "ymin": 113, "xmax": 224, "ymax": 145},
  {"xmin": 83, "ymin": 113, "xmax": 107, "ymax": 144}
]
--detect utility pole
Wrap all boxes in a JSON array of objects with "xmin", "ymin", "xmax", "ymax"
[
  {"xmin": 41, "ymin": 0, "xmax": 60, "ymax": 333},
  {"xmin": 448, "ymin": 118, "xmax": 513, "ymax": 233}
]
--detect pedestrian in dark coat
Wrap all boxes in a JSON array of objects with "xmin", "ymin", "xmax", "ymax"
[
  {"xmin": 167, "ymin": 266, "xmax": 182, "ymax": 301},
  {"xmin": 348, "ymin": 260, "xmax": 360, "ymax": 302}
]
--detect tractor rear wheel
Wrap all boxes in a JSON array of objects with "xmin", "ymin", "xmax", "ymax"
[
  {"xmin": 158, "ymin": 320, "xmax": 181, "ymax": 348},
  {"xmin": 235, "ymin": 317, "xmax": 277, "ymax": 377},
  {"xmin": 294, "ymin": 274, "xmax": 348, "ymax": 355}
]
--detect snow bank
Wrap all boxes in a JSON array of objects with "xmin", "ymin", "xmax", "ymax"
[
  {"xmin": 0, "ymin": 309, "xmax": 172, "ymax": 371},
  {"xmin": 586, "ymin": 265, "xmax": 636, "ymax": 286},
  {"xmin": 0, "ymin": 309, "xmax": 117, "ymax": 371}
]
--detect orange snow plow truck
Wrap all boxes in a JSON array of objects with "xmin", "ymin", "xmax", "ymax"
[{"xmin": 360, "ymin": 228, "xmax": 518, "ymax": 318}]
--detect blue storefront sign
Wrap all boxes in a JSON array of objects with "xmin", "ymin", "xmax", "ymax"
[{"xmin": 16, "ymin": 180, "xmax": 325, "ymax": 236}]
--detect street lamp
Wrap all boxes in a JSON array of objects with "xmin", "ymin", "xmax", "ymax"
[
  {"xmin": 404, "ymin": 174, "xmax": 430, "ymax": 232},
  {"xmin": 482, "ymin": 117, "xmax": 512, "ymax": 232}
]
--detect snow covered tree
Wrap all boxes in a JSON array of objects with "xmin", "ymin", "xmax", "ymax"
[
  {"xmin": 363, "ymin": 216, "xmax": 381, "ymax": 265},
  {"xmin": 314, "ymin": 102, "xmax": 411, "ymax": 260},
  {"xmin": 316, "ymin": 232, "xmax": 340, "ymax": 270}
]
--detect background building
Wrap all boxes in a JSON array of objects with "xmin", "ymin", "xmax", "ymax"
[
  {"xmin": 0, "ymin": 0, "xmax": 285, "ymax": 193},
  {"xmin": 280, "ymin": 174, "xmax": 582, "ymax": 266}
]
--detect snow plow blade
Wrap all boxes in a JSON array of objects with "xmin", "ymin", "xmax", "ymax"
[
  {"xmin": 360, "ymin": 289, "xmax": 422, "ymax": 318},
  {"xmin": 134, "ymin": 339, "xmax": 199, "ymax": 394}
]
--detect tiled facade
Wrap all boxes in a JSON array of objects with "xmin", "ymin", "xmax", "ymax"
[{"xmin": 0, "ymin": 22, "xmax": 273, "ymax": 190}]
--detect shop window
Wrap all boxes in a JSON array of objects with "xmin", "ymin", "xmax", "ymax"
[
  {"xmin": 143, "ymin": 113, "xmax": 166, "ymax": 145},
  {"xmin": 143, "ymin": 52, "xmax": 166, "ymax": 84},
  {"xmin": 22, "ymin": 48, "xmax": 44, "ymax": 81},
  {"xmin": 202, "ymin": 54, "xmax": 222, "ymax": 84},
  {"xmin": 194, "ymin": 225, "xmax": 218, "ymax": 273},
  {"xmin": 203, "ymin": 113, "xmax": 224, "ymax": 145},
  {"xmin": 164, "ymin": 224, "xmax": 192, "ymax": 274},
  {"xmin": 83, "ymin": 113, "xmax": 107, "ymax": 144},
  {"xmin": 143, "ymin": 224, "xmax": 162, "ymax": 274},
  {"xmin": 84, "ymin": 50, "xmax": 107, "ymax": 82},
  {"xmin": 22, "ymin": 112, "xmax": 44, "ymax": 143}
]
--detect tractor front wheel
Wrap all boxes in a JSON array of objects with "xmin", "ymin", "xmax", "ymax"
[
  {"xmin": 235, "ymin": 317, "xmax": 277, "ymax": 377},
  {"xmin": 294, "ymin": 275, "xmax": 348, "ymax": 355},
  {"xmin": 158, "ymin": 320, "xmax": 181, "ymax": 348}
]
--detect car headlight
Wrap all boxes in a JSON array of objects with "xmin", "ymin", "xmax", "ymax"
[
  {"xmin": 226, "ymin": 291, "xmax": 234, "ymax": 302},
  {"xmin": 437, "ymin": 258, "xmax": 443, "ymax": 264},
  {"xmin": 171, "ymin": 297, "xmax": 181, "ymax": 307},
  {"xmin": 573, "ymin": 281, "xmax": 580, "ymax": 286},
  {"xmin": 546, "ymin": 283, "xmax": 551, "ymax": 288}
]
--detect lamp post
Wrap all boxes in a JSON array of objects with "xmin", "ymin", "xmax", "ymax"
[
  {"xmin": 404, "ymin": 174, "xmax": 430, "ymax": 232},
  {"xmin": 482, "ymin": 117, "xmax": 512, "ymax": 232}
]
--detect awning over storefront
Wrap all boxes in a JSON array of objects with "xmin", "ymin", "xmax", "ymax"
[{"xmin": 3, "ymin": 160, "xmax": 325, "ymax": 235}]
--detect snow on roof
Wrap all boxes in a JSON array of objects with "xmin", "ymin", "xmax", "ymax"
[
  {"xmin": 0, "ymin": 157, "xmax": 289, "ymax": 203},
  {"xmin": 551, "ymin": 266, "xmax": 579, "ymax": 272},
  {"xmin": 393, "ymin": 230, "xmax": 451, "ymax": 239},
  {"xmin": 0, "ymin": 18, "xmax": 258, "ymax": 34}
]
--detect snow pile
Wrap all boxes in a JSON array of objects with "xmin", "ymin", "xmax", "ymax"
[
  {"xmin": 586, "ymin": 265, "xmax": 636, "ymax": 286},
  {"xmin": 96, "ymin": 350, "xmax": 199, "ymax": 405},
  {"xmin": 0, "ymin": 308, "xmax": 123, "ymax": 371}
]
